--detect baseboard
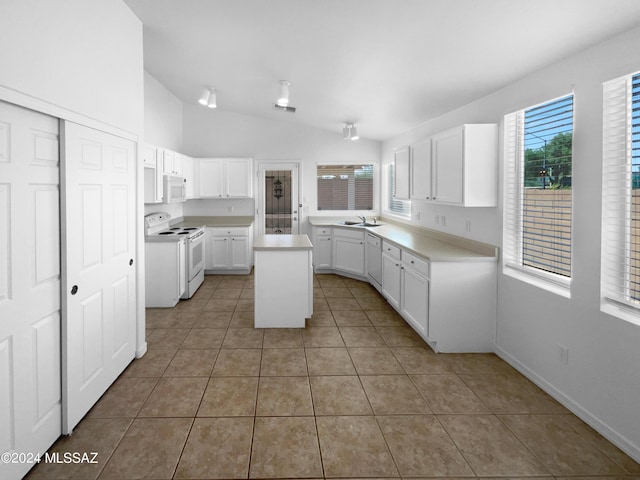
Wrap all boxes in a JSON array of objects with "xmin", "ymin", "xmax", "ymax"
[
  {"xmin": 495, "ymin": 345, "xmax": 640, "ymax": 464},
  {"xmin": 135, "ymin": 342, "xmax": 148, "ymax": 359}
]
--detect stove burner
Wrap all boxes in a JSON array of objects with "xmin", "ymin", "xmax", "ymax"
[
  {"xmin": 170, "ymin": 227, "xmax": 181, "ymax": 230},
  {"xmin": 158, "ymin": 231, "xmax": 175, "ymax": 235},
  {"xmin": 183, "ymin": 227, "xmax": 198, "ymax": 230},
  {"xmin": 178, "ymin": 232, "xmax": 189, "ymax": 235}
]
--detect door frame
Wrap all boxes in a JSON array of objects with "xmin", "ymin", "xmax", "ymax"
[{"xmin": 255, "ymin": 160, "xmax": 302, "ymax": 237}]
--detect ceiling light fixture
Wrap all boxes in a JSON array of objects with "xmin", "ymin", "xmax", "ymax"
[
  {"xmin": 343, "ymin": 123, "xmax": 359, "ymax": 141},
  {"xmin": 198, "ymin": 87, "xmax": 217, "ymax": 108},
  {"xmin": 276, "ymin": 80, "xmax": 290, "ymax": 107}
]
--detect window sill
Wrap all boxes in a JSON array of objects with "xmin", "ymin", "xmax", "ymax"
[
  {"xmin": 601, "ymin": 298, "xmax": 640, "ymax": 327},
  {"xmin": 503, "ymin": 263, "xmax": 571, "ymax": 299}
]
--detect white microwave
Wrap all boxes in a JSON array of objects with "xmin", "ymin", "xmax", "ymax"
[{"xmin": 163, "ymin": 174, "xmax": 186, "ymax": 203}]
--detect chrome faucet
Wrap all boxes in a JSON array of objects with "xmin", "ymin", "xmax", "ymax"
[{"xmin": 357, "ymin": 215, "xmax": 366, "ymax": 224}]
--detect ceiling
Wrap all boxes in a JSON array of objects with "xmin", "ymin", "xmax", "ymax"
[{"xmin": 125, "ymin": 0, "xmax": 640, "ymax": 141}]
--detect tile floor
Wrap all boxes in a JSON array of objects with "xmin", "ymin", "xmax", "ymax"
[{"xmin": 27, "ymin": 273, "xmax": 640, "ymax": 480}]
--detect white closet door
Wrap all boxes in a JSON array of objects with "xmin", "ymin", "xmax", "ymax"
[
  {"xmin": 62, "ymin": 121, "xmax": 136, "ymax": 433},
  {"xmin": 0, "ymin": 101, "xmax": 62, "ymax": 480}
]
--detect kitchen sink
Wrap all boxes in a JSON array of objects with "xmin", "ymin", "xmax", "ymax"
[{"xmin": 336, "ymin": 221, "xmax": 381, "ymax": 227}]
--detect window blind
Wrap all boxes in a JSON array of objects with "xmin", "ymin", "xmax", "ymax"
[
  {"xmin": 504, "ymin": 94, "xmax": 574, "ymax": 282},
  {"xmin": 601, "ymin": 73, "xmax": 640, "ymax": 311},
  {"xmin": 317, "ymin": 164, "xmax": 373, "ymax": 211}
]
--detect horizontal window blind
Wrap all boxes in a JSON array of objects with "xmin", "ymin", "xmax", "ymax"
[
  {"xmin": 504, "ymin": 94, "xmax": 574, "ymax": 282},
  {"xmin": 317, "ymin": 164, "xmax": 373, "ymax": 211},
  {"xmin": 602, "ymin": 73, "xmax": 640, "ymax": 310},
  {"xmin": 388, "ymin": 164, "xmax": 411, "ymax": 215}
]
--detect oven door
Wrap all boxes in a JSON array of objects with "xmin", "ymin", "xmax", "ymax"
[{"xmin": 187, "ymin": 230, "xmax": 205, "ymax": 281}]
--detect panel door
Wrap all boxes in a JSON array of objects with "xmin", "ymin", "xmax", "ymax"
[
  {"xmin": 314, "ymin": 235, "xmax": 332, "ymax": 269},
  {"xmin": 210, "ymin": 236, "xmax": 230, "ymax": 269},
  {"xmin": 62, "ymin": 121, "xmax": 136, "ymax": 433},
  {"xmin": 0, "ymin": 102, "xmax": 62, "ymax": 480},
  {"xmin": 381, "ymin": 254, "xmax": 401, "ymax": 309},
  {"xmin": 230, "ymin": 237, "xmax": 249, "ymax": 268},
  {"xmin": 226, "ymin": 158, "xmax": 252, "ymax": 197},
  {"xmin": 257, "ymin": 162, "xmax": 300, "ymax": 236},
  {"xmin": 401, "ymin": 267, "xmax": 429, "ymax": 337},
  {"xmin": 393, "ymin": 146, "xmax": 410, "ymax": 200},
  {"xmin": 199, "ymin": 158, "xmax": 224, "ymax": 198},
  {"xmin": 411, "ymin": 137, "xmax": 432, "ymax": 200},
  {"xmin": 333, "ymin": 237, "xmax": 365, "ymax": 276},
  {"xmin": 432, "ymin": 127, "xmax": 464, "ymax": 204}
]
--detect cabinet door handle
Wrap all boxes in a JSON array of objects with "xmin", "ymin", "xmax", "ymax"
[
  {"xmin": 360, "ymin": 241, "xmax": 363, "ymax": 244},
  {"xmin": 411, "ymin": 260, "xmax": 415, "ymax": 264}
]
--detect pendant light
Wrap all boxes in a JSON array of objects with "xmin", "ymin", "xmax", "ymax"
[
  {"xmin": 276, "ymin": 81, "xmax": 290, "ymax": 107},
  {"xmin": 198, "ymin": 87, "xmax": 217, "ymax": 108},
  {"xmin": 343, "ymin": 123, "xmax": 359, "ymax": 141}
]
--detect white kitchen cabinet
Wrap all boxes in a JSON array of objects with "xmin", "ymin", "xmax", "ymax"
[
  {"xmin": 332, "ymin": 227, "xmax": 365, "ymax": 276},
  {"xmin": 198, "ymin": 157, "xmax": 253, "ymax": 198},
  {"xmin": 182, "ymin": 155, "xmax": 196, "ymax": 199},
  {"xmin": 205, "ymin": 226, "xmax": 253, "ymax": 273},
  {"xmin": 393, "ymin": 145, "xmax": 411, "ymax": 200},
  {"xmin": 431, "ymin": 124, "xmax": 498, "ymax": 207},
  {"xmin": 162, "ymin": 149, "xmax": 183, "ymax": 175},
  {"xmin": 381, "ymin": 251, "xmax": 401, "ymax": 309},
  {"xmin": 143, "ymin": 144, "xmax": 163, "ymax": 204},
  {"xmin": 410, "ymin": 137, "xmax": 432, "ymax": 200},
  {"xmin": 400, "ymin": 251, "xmax": 429, "ymax": 338},
  {"xmin": 145, "ymin": 238, "xmax": 186, "ymax": 307},
  {"xmin": 312, "ymin": 226, "xmax": 333, "ymax": 270}
]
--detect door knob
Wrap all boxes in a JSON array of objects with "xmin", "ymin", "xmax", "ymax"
[
  {"xmin": 71, "ymin": 285, "xmax": 78, "ymax": 295},
  {"xmin": 129, "ymin": 259, "xmax": 134, "ymax": 266}
]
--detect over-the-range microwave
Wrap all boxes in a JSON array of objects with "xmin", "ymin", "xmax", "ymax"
[{"xmin": 163, "ymin": 174, "xmax": 186, "ymax": 203}]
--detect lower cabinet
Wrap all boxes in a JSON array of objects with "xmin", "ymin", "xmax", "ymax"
[
  {"xmin": 332, "ymin": 228, "xmax": 365, "ymax": 276},
  {"xmin": 205, "ymin": 226, "xmax": 253, "ymax": 273},
  {"xmin": 312, "ymin": 227, "xmax": 333, "ymax": 270}
]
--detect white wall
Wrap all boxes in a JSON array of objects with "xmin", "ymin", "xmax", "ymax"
[
  {"xmin": 0, "ymin": 0, "xmax": 143, "ymax": 134},
  {"xmin": 383, "ymin": 26, "xmax": 640, "ymax": 460},
  {"xmin": 182, "ymin": 105, "xmax": 381, "ymax": 230}
]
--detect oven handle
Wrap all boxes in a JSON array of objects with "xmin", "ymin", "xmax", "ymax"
[{"xmin": 189, "ymin": 230, "xmax": 205, "ymax": 241}]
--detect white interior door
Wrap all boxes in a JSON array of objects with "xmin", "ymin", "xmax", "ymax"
[
  {"xmin": 0, "ymin": 101, "xmax": 62, "ymax": 480},
  {"xmin": 257, "ymin": 162, "xmax": 300, "ymax": 236},
  {"xmin": 61, "ymin": 121, "xmax": 136, "ymax": 433}
]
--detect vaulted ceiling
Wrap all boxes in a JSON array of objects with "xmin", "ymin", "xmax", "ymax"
[{"xmin": 125, "ymin": 0, "xmax": 640, "ymax": 140}]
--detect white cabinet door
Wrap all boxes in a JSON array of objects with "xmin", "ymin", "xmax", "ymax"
[
  {"xmin": 143, "ymin": 144, "xmax": 156, "ymax": 167},
  {"xmin": 226, "ymin": 158, "xmax": 252, "ymax": 197},
  {"xmin": 411, "ymin": 137, "xmax": 432, "ymax": 200},
  {"xmin": 183, "ymin": 156, "xmax": 195, "ymax": 199},
  {"xmin": 162, "ymin": 149, "xmax": 174, "ymax": 175},
  {"xmin": 401, "ymin": 266, "xmax": 429, "ymax": 337},
  {"xmin": 209, "ymin": 236, "xmax": 229, "ymax": 269},
  {"xmin": 432, "ymin": 126, "xmax": 464, "ymax": 204},
  {"xmin": 333, "ymin": 236, "xmax": 365, "ymax": 275},
  {"xmin": 394, "ymin": 146, "xmax": 411, "ymax": 200},
  {"xmin": 199, "ymin": 158, "xmax": 225, "ymax": 198},
  {"xmin": 230, "ymin": 236, "xmax": 249, "ymax": 268},
  {"xmin": 315, "ymin": 235, "xmax": 332, "ymax": 269},
  {"xmin": 381, "ymin": 254, "xmax": 401, "ymax": 308},
  {"xmin": 173, "ymin": 152, "xmax": 183, "ymax": 176}
]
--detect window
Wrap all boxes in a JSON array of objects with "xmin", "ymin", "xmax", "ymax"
[
  {"xmin": 601, "ymin": 72, "xmax": 640, "ymax": 323},
  {"xmin": 317, "ymin": 164, "xmax": 373, "ymax": 210},
  {"xmin": 388, "ymin": 163, "xmax": 411, "ymax": 216},
  {"xmin": 503, "ymin": 94, "xmax": 574, "ymax": 292}
]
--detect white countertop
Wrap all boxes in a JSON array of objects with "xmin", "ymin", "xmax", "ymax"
[
  {"xmin": 308, "ymin": 216, "xmax": 497, "ymax": 262},
  {"xmin": 254, "ymin": 234, "xmax": 313, "ymax": 251},
  {"xmin": 175, "ymin": 216, "xmax": 254, "ymax": 228}
]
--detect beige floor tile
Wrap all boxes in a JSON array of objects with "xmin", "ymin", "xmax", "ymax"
[
  {"xmin": 174, "ymin": 298, "xmax": 209, "ymax": 313},
  {"xmin": 146, "ymin": 311, "xmax": 197, "ymax": 329},
  {"xmin": 27, "ymin": 418, "xmax": 131, "ymax": 480},
  {"xmin": 560, "ymin": 415, "xmax": 640, "ymax": 474},
  {"xmin": 256, "ymin": 376, "xmax": 314, "ymax": 416},
  {"xmin": 198, "ymin": 376, "xmax": 258, "ymax": 416},
  {"xmin": 309, "ymin": 376, "xmax": 373, "ymax": 415},
  {"xmin": 377, "ymin": 326, "xmax": 427, "ymax": 346},
  {"xmin": 411, "ymin": 374, "xmax": 489, "ymax": 414},
  {"xmin": 236, "ymin": 298, "xmax": 254, "ymax": 311},
  {"xmin": 348, "ymin": 347, "xmax": 404, "ymax": 374},
  {"xmin": 305, "ymin": 347, "xmax": 357, "ymax": 375},
  {"xmin": 313, "ymin": 288, "xmax": 325, "ymax": 298},
  {"xmin": 181, "ymin": 327, "xmax": 226, "ymax": 349},
  {"xmin": 356, "ymin": 296, "xmax": 392, "ymax": 310},
  {"xmin": 121, "ymin": 348, "xmax": 176, "ymax": 377},
  {"xmin": 332, "ymin": 310, "xmax": 373, "ymax": 326},
  {"xmin": 327, "ymin": 297, "xmax": 362, "ymax": 310},
  {"xmin": 230, "ymin": 310, "xmax": 255, "ymax": 327},
  {"xmin": 175, "ymin": 417, "xmax": 253, "ymax": 479},
  {"xmin": 250, "ymin": 417, "xmax": 323, "ymax": 478},
  {"xmin": 164, "ymin": 348, "xmax": 218, "ymax": 377},
  {"xmin": 316, "ymin": 416, "xmax": 399, "ymax": 478},
  {"xmin": 139, "ymin": 377, "xmax": 208, "ymax": 417},
  {"xmin": 317, "ymin": 276, "xmax": 347, "ymax": 288},
  {"xmin": 204, "ymin": 298, "xmax": 238, "ymax": 312},
  {"xmin": 313, "ymin": 297, "xmax": 330, "ymax": 311},
  {"xmin": 146, "ymin": 328, "xmax": 190, "ymax": 349},
  {"xmin": 339, "ymin": 326, "xmax": 385, "ymax": 346},
  {"xmin": 306, "ymin": 310, "xmax": 335, "ymax": 326},
  {"xmin": 443, "ymin": 353, "xmax": 516, "ymax": 374},
  {"xmin": 439, "ymin": 414, "xmax": 550, "ymax": 476},
  {"xmin": 263, "ymin": 328, "xmax": 304, "ymax": 348},
  {"xmin": 360, "ymin": 375, "xmax": 430, "ymax": 414},
  {"xmin": 212, "ymin": 348, "xmax": 262, "ymax": 376},
  {"xmin": 222, "ymin": 327, "xmax": 264, "ymax": 348},
  {"xmin": 322, "ymin": 287, "xmax": 354, "ymax": 298},
  {"xmin": 87, "ymin": 377, "xmax": 157, "ymax": 418},
  {"xmin": 240, "ymin": 287, "xmax": 254, "ymax": 298},
  {"xmin": 377, "ymin": 415, "xmax": 474, "ymax": 477},
  {"xmin": 461, "ymin": 373, "xmax": 568, "ymax": 414},
  {"xmin": 260, "ymin": 348, "xmax": 308, "ymax": 376},
  {"xmin": 218, "ymin": 277, "xmax": 247, "ymax": 289},
  {"xmin": 193, "ymin": 310, "xmax": 232, "ymax": 328},
  {"xmin": 349, "ymin": 285, "xmax": 380, "ymax": 298},
  {"xmin": 500, "ymin": 414, "xmax": 627, "ymax": 475},
  {"xmin": 365, "ymin": 309, "xmax": 406, "ymax": 327},
  {"xmin": 342, "ymin": 277, "xmax": 370, "ymax": 288},
  {"xmin": 391, "ymin": 346, "xmax": 453, "ymax": 374},
  {"xmin": 302, "ymin": 327, "xmax": 345, "ymax": 347},
  {"xmin": 211, "ymin": 287, "xmax": 242, "ymax": 299},
  {"xmin": 99, "ymin": 417, "xmax": 192, "ymax": 479}
]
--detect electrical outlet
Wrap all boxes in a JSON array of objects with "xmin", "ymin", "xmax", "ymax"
[
  {"xmin": 465, "ymin": 220, "xmax": 471, "ymax": 232},
  {"xmin": 415, "ymin": 211, "xmax": 421, "ymax": 220},
  {"xmin": 435, "ymin": 215, "xmax": 440, "ymax": 225},
  {"xmin": 228, "ymin": 205, "xmax": 233, "ymax": 213},
  {"xmin": 558, "ymin": 344, "xmax": 569, "ymax": 364},
  {"xmin": 442, "ymin": 215, "xmax": 447, "ymax": 227}
]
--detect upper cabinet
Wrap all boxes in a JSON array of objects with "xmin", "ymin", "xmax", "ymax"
[
  {"xmin": 162, "ymin": 149, "xmax": 183, "ymax": 176},
  {"xmin": 393, "ymin": 146, "xmax": 411, "ymax": 200},
  {"xmin": 143, "ymin": 144, "xmax": 163, "ymax": 204},
  {"xmin": 410, "ymin": 124, "xmax": 497, "ymax": 207},
  {"xmin": 182, "ymin": 155, "xmax": 195, "ymax": 199},
  {"xmin": 197, "ymin": 157, "xmax": 253, "ymax": 199}
]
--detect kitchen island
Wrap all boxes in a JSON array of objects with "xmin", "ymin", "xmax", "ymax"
[{"xmin": 253, "ymin": 234, "xmax": 313, "ymax": 328}]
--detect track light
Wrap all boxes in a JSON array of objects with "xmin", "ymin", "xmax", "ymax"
[
  {"xmin": 276, "ymin": 80, "xmax": 290, "ymax": 107},
  {"xmin": 198, "ymin": 87, "xmax": 217, "ymax": 108},
  {"xmin": 343, "ymin": 123, "xmax": 359, "ymax": 141}
]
